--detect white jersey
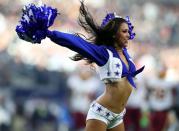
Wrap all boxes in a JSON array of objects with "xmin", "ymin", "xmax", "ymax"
[{"xmin": 148, "ymin": 77, "xmax": 175, "ymax": 111}]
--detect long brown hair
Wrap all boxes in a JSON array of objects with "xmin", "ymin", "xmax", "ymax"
[{"xmin": 70, "ymin": 0, "xmax": 127, "ymax": 63}]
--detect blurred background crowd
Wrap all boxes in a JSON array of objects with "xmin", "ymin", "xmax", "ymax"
[{"xmin": 0, "ymin": 0, "xmax": 179, "ymax": 131}]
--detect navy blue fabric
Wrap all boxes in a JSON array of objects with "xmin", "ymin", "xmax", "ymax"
[{"xmin": 47, "ymin": 30, "xmax": 109, "ymax": 66}]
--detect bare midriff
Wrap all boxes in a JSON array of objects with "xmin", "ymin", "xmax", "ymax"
[{"xmin": 96, "ymin": 77, "xmax": 133, "ymax": 114}]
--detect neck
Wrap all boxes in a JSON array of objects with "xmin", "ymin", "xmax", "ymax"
[
  {"xmin": 116, "ymin": 49, "xmax": 123, "ymax": 55},
  {"xmin": 114, "ymin": 42, "xmax": 123, "ymax": 52},
  {"xmin": 115, "ymin": 46, "xmax": 123, "ymax": 53}
]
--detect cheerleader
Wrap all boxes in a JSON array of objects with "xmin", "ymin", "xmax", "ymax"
[{"xmin": 16, "ymin": 1, "xmax": 144, "ymax": 131}]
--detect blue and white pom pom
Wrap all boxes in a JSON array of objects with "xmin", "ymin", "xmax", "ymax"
[{"xmin": 16, "ymin": 3, "xmax": 58, "ymax": 43}]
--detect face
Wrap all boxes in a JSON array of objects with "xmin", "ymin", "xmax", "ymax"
[{"xmin": 115, "ymin": 22, "xmax": 130, "ymax": 48}]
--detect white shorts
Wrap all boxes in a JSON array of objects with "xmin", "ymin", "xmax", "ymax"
[{"xmin": 86, "ymin": 101, "xmax": 126, "ymax": 129}]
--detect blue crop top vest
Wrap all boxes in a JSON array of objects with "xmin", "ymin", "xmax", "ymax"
[{"xmin": 46, "ymin": 30, "xmax": 145, "ymax": 88}]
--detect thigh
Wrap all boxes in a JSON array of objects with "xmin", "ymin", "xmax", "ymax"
[
  {"xmin": 85, "ymin": 119, "xmax": 107, "ymax": 131},
  {"xmin": 107, "ymin": 122, "xmax": 125, "ymax": 131}
]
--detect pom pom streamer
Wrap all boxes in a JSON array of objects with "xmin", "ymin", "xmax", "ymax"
[
  {"xmin": 101, "ymin": 12, "xmax": 122, "ymax": 27},
  {"xmin": 16, "ymin": 3, "xmax": 58, "ymax": 43},
  {"xmin": 101, "ymin": 12, "xmax": 136, "ymax": 40},
  {"xmin": 125, "ymin": 16, "xmax": 136, "ymax": 40}
]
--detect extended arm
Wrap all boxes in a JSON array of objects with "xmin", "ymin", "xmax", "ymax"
[{"xmin": 47, "ymin": 30, "xmax": 109, "ymax": 66}]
